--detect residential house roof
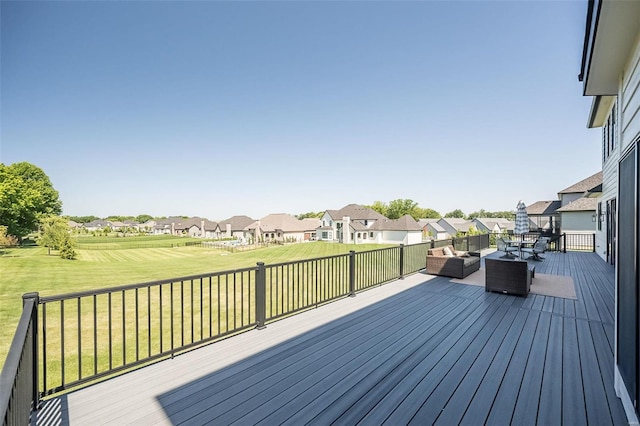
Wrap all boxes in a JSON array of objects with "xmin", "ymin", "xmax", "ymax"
[
  {"xmin": 85, "ymin": 220, "xmax": 112, "ymax": 228},
  {"xmin": 439, "ymin": 218, "xmax": 472, "ymax": 232},
  {"xmin": 472, "ymin": 218, "xmax": 514, "ymax": 232},
  {"xmin": 425, "ymin": 222, "xmax": 446, "ymax": 233},
  {"xmin": 526, "ymin": 200, "xmax": 561, "ymax": 216},
  {"xmin": 245, "ymin": 214, "xmax": 320, "ymax": 233},
  {"xmin": 417, "ymin": 218, "xmax": 440, "ymax": 228},
  {"xmin": 218, "ymin": 215, "xmax": 255, "ymax": 231},
  {"xmin": 556, "ymin": 197, "xmax": 598, "ymax": 212},
  {"xmin": 558, "ymin": 171, "xmax": 603, "ymax": 195},
  {"xmin": 370, "ymin": 215, "xmax": 423, "ymax": 231},
  {"xmin": 325, "ymin": 204, "xmax": 386, "ymax": 221}
]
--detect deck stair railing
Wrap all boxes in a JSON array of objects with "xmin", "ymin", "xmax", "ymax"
[{"xmin": 1, "ymin": 236, "xmax": 490, "ymax": 425}]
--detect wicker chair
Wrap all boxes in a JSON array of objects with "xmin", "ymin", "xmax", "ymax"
[{"xmin": 485, "ymin": 258, "xmax": 532, "ymax": 296}]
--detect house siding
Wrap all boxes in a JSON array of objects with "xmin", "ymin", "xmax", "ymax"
[
  {"xmin": 559, "ymin": 211, "xmax": 596, "ymax": 233},
  {"xmin": 598, "ymin": 101, "xmax": 620, "ymax": 260},
  {"xmin": 596, "ymin": 14, "xmax": 640, "ymax": 423}
]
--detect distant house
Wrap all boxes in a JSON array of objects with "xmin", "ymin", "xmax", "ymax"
[
  {"xmin": 84, "ymin": 220, "xmax": 112, "ymax": 232},
  {"xmin": 67, "ymin": 220, "xmax": 82, "ymax": 230},
  {"xmin": 367, "ymin": 214, "xmax": 423, "ymax": 245},
  {"xmin": 202, "ymin": 220, "xmax": 218, "ymax": 239},
  {"xmin": 152, "ymin": 217, "xmax": 183, "ymax": 235},
  {"xmin": 471, "ymin": 218, "xmax": 515, "ymax": 234},
  {"xmin": 244, "ymin": 213, "xmax": 320, "ymax": 242},
  {"xmin": 437, "ymin": 218, "xmax": 472, "ymax": 238},
  {"xmin": 527, "ymin": 171, "xmax": 602, "ymax": 234},
  {"xmin": 526, "ymin": 200, "xmax": 561, "ymax": 231},
  {"xmin": 215, "ymin": 215, "xmax": 255, "ymax": 240},
  {"xmin": 556, "ymin": 197, "xmax": 599, "ymax": 235},
  {"xmin": 122, "ymin": 220, "xmax": 140, "ymax": 231},
  {"xmin": 417, "ymin": 219, "xmax": 447, "ymax": 240},
  {"xmin": 317, "ymin": 204, "xmax": 386, "ymax": 244}
]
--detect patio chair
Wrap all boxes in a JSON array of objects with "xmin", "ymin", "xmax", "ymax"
[
  {"xmin": 497, "ymin": 237, "xmax": 518, "ymax": 259},
  {"xmin": 521, "ymin": 238, "xmax": 546, "ymax": 261}
]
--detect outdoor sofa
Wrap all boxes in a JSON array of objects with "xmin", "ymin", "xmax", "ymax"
[
  {"xmin": 426, "ymin": 245, "xmax": 480, "ymax": 279},
  {"xmin": 485, "ymin": 258, "xmax": 533, "ymax": 296}
]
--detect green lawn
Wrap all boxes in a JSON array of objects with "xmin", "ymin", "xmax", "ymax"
[{"xmin": 0, "ymin": 241, "xmax": 392, "ymax": 373}]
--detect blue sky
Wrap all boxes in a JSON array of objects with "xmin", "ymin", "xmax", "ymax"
[{"xmin": 1, "ymin": 1, "xmax": 599, "ymax": 220}]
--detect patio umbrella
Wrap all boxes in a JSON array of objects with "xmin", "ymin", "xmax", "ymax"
[{"xmin": 514, "ymin": 200, "xmax": 530, "ymax": 236}]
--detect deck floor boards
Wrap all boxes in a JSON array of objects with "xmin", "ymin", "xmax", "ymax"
[{"xmin": 39, "ymin": 251, "xmax": 628, "ymax": 425}]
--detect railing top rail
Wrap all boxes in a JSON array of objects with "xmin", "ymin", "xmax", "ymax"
[
  {"xmin": 353, "ymin": 245, "xmax": 402, "ymax": 256},
  {"xmin": 0, "ymin": 297, "xmax": 36, "ymax": 421},
  {"xmin": 265, "ymin": 252, "xmax": 351, "ymax": 269},
  {"xmin": 38, "ymin": 267, "xmax": 257, "ymax": 303}
]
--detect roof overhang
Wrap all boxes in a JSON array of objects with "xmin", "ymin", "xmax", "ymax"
[
  {"xmin": 580, "ymin": 0, "xmax": 640, "ymax": 97},
  {"xmin": 587, "ymin": 95, "xmax": 616, "ymax": 128}
]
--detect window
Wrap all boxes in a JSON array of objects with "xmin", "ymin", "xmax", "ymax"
[
  {"xmin": 603, "ymin": 102, "xmax": 617, "ymax": 162},
  {"xmin": 597, "ymin": 201, "xmax": 602, "ymax": 231},
  {"xmin": 357, "ymin": 233, "xmax": 361, "ymax": 239},
  {"xmin": 364, "ymin": 220, "xmax": 368, "ymax": 226},
  {"xmin": 322, "ymin": 231, "xmax": 328, "ymax": 239},
  {"xmin": 363, "ymin": 233, "xmax": 367, "ymax": 239},
  {"xmin": 370, "ymin": 232, "xmax": 373, "ymax": 238}
]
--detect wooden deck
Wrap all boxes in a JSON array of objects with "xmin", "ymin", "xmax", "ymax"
[{"xmin": 38, "ymin": 251, "xmax": 628, "ymax": 425}]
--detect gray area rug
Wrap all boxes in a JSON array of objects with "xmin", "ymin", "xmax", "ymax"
[{"xmin": 450, "ymin": 268, "xmax": 577, "ymax": 299}]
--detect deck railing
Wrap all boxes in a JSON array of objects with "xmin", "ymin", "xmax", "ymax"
[
  {"xmin": 1, "ymin": 237, "xmax": 490, "ymax": 423},
  {"xmin": 0, "ymin": 294, "xmax": 38, "ymax": 426}
]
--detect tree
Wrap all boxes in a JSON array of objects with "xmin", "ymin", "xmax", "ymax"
[
  {"xmin": 296, "ymin": 212, "xmax": 323, "ymax": 219},
  {"xmin": 386, "ymin": 199, "xmax": 418, "ymax": 219},
  {"xmin": 414, "ymin": 208, "xmax": 441, "ymax": 219},
  {"xmin": 0, "ymin": 225, "xmax": 19, "ymax": 247},
  {"xmin": 135, "ymin": 214, "xmax": 154, "ymax": 223},
  {"xmin": 444, "ymin": 209, "xmax": 466, "ymax": 219},
  {"xmin": 68, "ymin": 215, "xmax": 100, "ymax": 224},
  {"xmin": 37, "ymin": 215, "xmax": 75, "ymax": 258},
  {"xmin": 0, "ymin": 162, "xmax": 62, "ymax": 239},
  {"xmin": 368, "ymin": 201, "xmax": 388, "ymax": 217}
]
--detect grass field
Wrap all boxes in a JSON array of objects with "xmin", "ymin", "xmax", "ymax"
[{"xmin": 0, "ymin": 240, "xmax": 393, "ymax": 376}]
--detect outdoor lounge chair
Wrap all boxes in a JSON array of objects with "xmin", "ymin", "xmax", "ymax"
[
  {"xmin": 521, "ymin": 238, "xmax": 546, "ymax": 261},
  {"xmin": 497, "ymin": 237, "xmax": 518, "ymax": 259}
]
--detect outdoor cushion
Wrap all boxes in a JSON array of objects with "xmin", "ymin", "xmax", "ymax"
[
  {"xmin": 443, "ymin": 246, "xmax": 454, "ymax": 256},
  {"xmin": 428, "ymin": 247, "xmax": 445, "ymax": 256}
]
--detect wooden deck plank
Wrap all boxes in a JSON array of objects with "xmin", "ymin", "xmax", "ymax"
[
  {"xmin": 285, "ymin": 299, "xmax": 498, "ymax": 425},
  {"xmin": 181, "ymin": 293, "xmax": 468, "ymax": 425},
  {"xmin": 431, "ymin": 306, "xmax": 519, "ymax": 425},
  {"xmin": 160, "ymin": 287, "xmax": 447, "ymax": 421},
  {"xmin": 511, "ymin": 311, "xmax": 551, "ymax": 424},
  {"xmin": 537, "ymin": 313, "xmax": 563, "ymax": 425},
  {"xmin": 562, "ymin": 317, "xmax": 587, "ymax": 425},
  {"xmin": 457, "ymin": 308, "xmax": 529, "ymax": 425},
  {"xmin": 45, "ymin": 251, "xmax": 629, "ymax": 426},
  {"xmin": 576, "ymin": 318, "xmax": 615, "ymax": 425},
  {"xmin": 408, "ymin": 305, "xmax": 513, "ymax": 425},
  {"xmin": 484, "ymin": 310, "xmax": 541, "ymax": 425}
]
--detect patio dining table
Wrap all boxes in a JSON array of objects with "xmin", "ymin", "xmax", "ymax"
[{"xmin": 504, "ymin": 239, "xmax": 536, "ymax": 259}]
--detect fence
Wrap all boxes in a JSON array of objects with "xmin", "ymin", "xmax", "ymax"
[
  {"xmin": 0, "ymin": 294, "xmax": 38, "ymax": 426},
  {"xmin": 489, "ymin": 232, "xmax": 595, "ymax": 253},
  {"xmin": 1, "ymin": 237, "xmax": 490, "ymax": 422}
]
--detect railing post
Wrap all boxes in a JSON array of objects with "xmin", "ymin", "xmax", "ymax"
[
  {"xmin": 23, "ymin": 292, "xmax": 39, "ymax": 410},
  {"xmin": 255, "ymin": 263, "xmax": 266, "ymax": 329},
  {"xmin": 592, "ymin": 233, "xmax": 596, "ymax": 252},
  {"xmin": 562, "ymin": 233, "xmax": 567, "ymax": 253},
  {"xmin": 399, "ymin": 244, "xmax": 405, "ymax": 280},
  {"xmin": 349, "ymin": 250, "xmax": 356, "ymax": 297}
]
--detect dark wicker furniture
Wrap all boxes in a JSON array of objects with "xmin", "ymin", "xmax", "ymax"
[
  {"xmin": 426, "ymin": 245, "xmax": 481, "ymax": 279},
  {"xmin": 485, "ymin": 258, "xmax": 533, "ymax": 296}
]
